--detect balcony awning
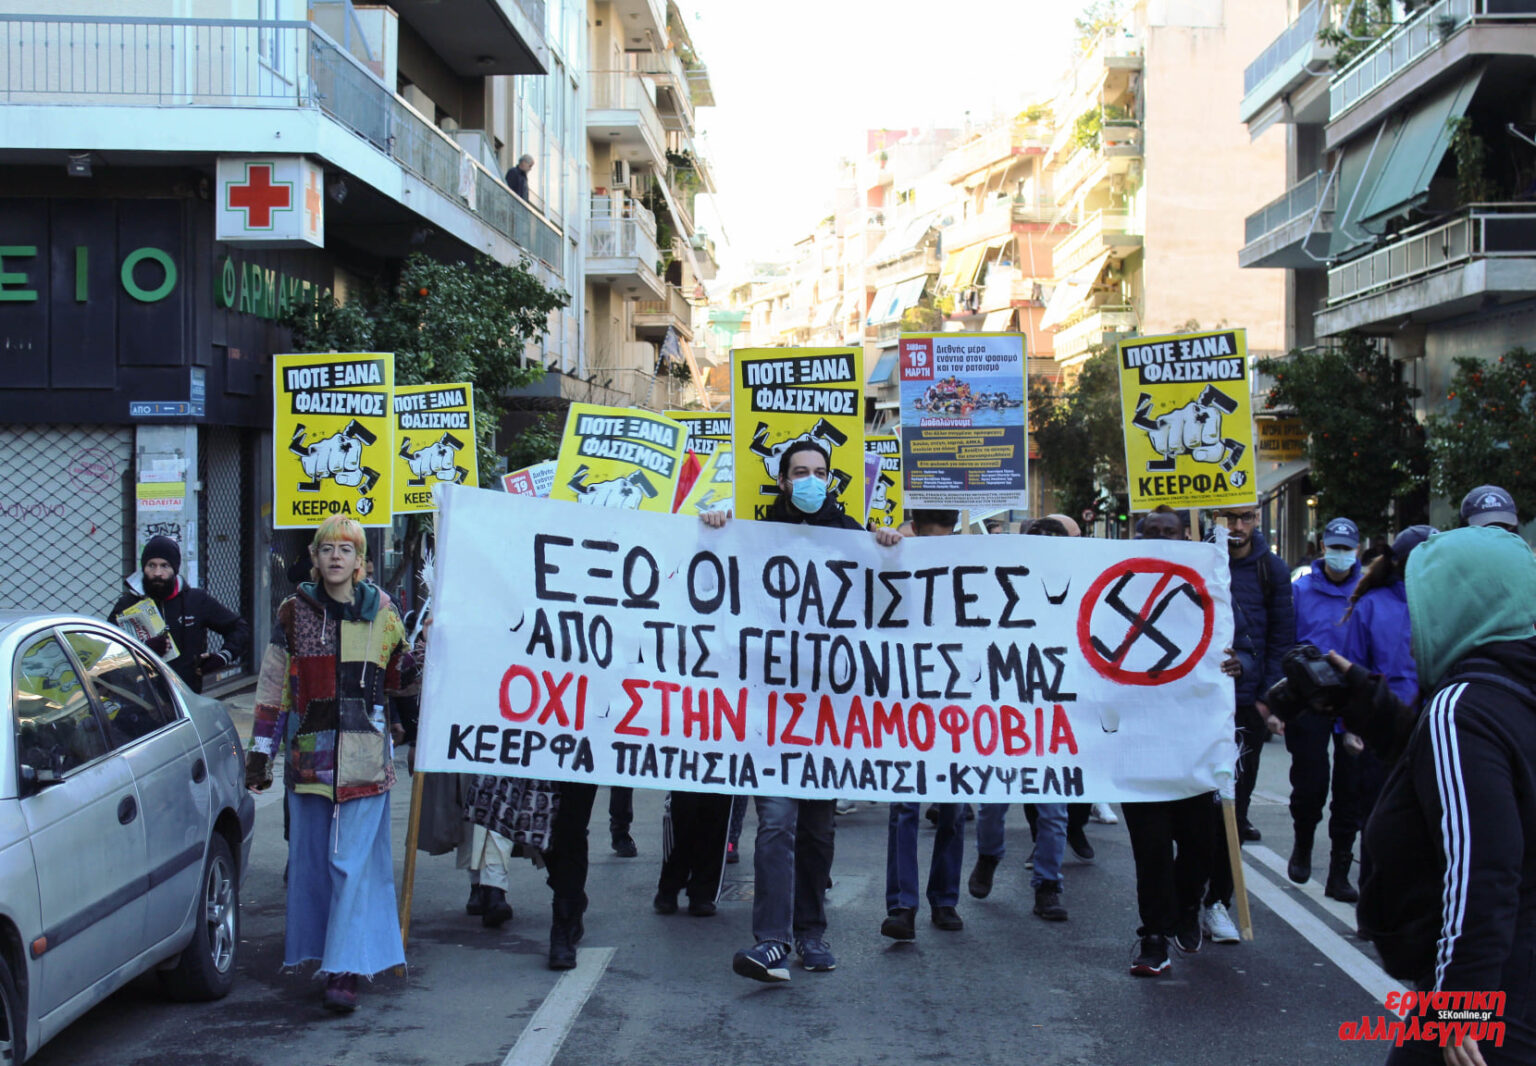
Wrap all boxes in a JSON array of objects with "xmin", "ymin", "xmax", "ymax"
[
  {"xmin": 811, "ymin": 299, "xmax": 839, "ymax": 329},
  {"xmin": 867, "ymin": 276, "xmax": 930, "ymax": 325},
  {"xmin": 1356, "ymin": 67, "xmax": 1485, "ymax": 234},
  {"xmin": 1328, "ymin": 118, "xmax": 1400, "ymax": 261},
  {"xmin": 867, "ymin": 348, "xmax": 900, "ymax": 385},
  {"xmin": 982, "ymin": 308, "xmax": 1016, "ymax": 331},
  {"xmin": 839, "ymin": 287, "xmax": 866, "ymax": 321},
  {"xmin": 869, "ymin": 211, "xmax": 939, "ymax": 265},
  {"xmin": 1039, "ymin": 249, "xmax": 1113, "ymax": 330},
  {"xmin": 939, "ymin": 243, "xmax": 987, "ymax": 292}
]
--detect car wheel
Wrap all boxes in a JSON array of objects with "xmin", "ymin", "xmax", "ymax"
[
  {"xmin": 0, "ymin": 950, "xmax": 25, "ymax": 1066},
  {"xmin": 159, "ymin": 833, "xmax": 238, "ymax": 1002}
]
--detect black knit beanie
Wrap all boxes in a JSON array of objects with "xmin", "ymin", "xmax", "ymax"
[{"xmin": 141, "ymin": 535, "xmax": 182, "ymax": 574}]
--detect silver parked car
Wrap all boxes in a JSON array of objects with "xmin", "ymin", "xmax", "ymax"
[{"xmin": 0, "ymin": 613, "xmax": 255, "ymax": 1063}]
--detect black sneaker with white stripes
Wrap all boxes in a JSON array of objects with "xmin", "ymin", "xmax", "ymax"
[{"xmin": 732, "ymin": 940, "xmax": 792, "ymax": 982}]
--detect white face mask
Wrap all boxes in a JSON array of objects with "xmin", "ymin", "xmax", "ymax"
[{"xmin": 1323, "ymin": 547, "xmax": 1355, "ymax": 573}]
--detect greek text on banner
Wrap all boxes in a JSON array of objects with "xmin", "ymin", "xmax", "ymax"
[{"xmin": 416, "ymin": 486, "xmax": 1237, "ymax": 802}]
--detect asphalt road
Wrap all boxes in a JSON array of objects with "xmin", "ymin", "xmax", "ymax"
[{"xmin": 30, "ymin": 695, "xmax": 1393, "ymax": 1066}]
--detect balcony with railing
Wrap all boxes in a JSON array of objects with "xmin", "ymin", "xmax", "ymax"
[
  {"xmin": 1053, "ymin": 208, "xmax": 1141, "ymax": 275},
  {"xmin": 1051, "ymin": 304, "xmax": 1139, "ymax": 365},
  {"xmin": 1240, "ymin": 171, "xmax": 1337, "ymax": 269},
  {"xmin": 1052, "ymin": 125, "xmax": 1141, "ymax": 204},
  {"xmin": 674, "ymin": 233, "xmax": 717, "ymax": 280},
  {"xmin": 1240, "ymin": 2, "xmax": 1332, "ymax": 126},
  {"xmin": 942, "ymin": 116, "xmax": 1051, "ymax": 182},
  {"xmin": 0, "ymin": 14, "xmax": 563, "ymax": 267},
  {"xmin": 587, "ymin": 69, "xmax": 667, "ymax": 168},
  {"xmin": 587, "ymin": 193, "xmax": 664, "ymax": 299},
  {"xmin": 868, "ymin": 247, "xmax": 942, "ymax": 289},
  {"xmin": 1318, "ymin": 206, "xmax": 1536, "ymax": 335},
  {"xmin": 944, "ymin": 199, "xmax": 1016, "ymax": 250},
  {"xmin": 634, "ymin": 283, "xmax": 694, "ymax": 339},
  {"xmin": 1328, "ymin": 0, "xmax": 1536, "ymax": 128},
  {"xmin": 633, "ymin": 49, "xmax": 695, "ymax": 133}
]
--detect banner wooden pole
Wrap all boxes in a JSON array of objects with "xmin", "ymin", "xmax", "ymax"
[
  {"xmin": 961, "ymin": 508, "xmax": 973, "ymax": 534},
  {"xmin": 1209, "ymin": 510, "xmax": 1254, "ymax": 941},
  {"xmin": 395, "ymin": 767, "xmax": 426, "ymax": 973}
]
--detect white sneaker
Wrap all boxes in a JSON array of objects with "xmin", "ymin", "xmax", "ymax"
[
  {"xmin": 834, "ymin": 799, "xmax": 857, "ymax": 815},
  {"xmin": 1090, "ymin": 802, "xmax": 1119, "ymax": 825},
  {"xmin": 1201, "ymin": 902, "xmax": 1240, "ymax": 944}
]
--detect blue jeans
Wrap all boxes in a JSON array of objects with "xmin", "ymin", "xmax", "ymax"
[
  {"xmin": 751, "ymin": 796, "xmax": 835, "ymax": 946},
  {"xmin": 977, "ymin": 803, "xmax": 1009, "ymax": 859},
  {"xmin": 885, "ymin": 803, "xmax": 963, "ymax": 910},
  {"xmin": 1028, "ymin": 803, "xmax": 1067, "ymax": 889}
]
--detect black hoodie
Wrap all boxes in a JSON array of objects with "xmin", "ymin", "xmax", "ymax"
[
  {"xmin": 109, "ymin": 572, "xmax": 251, "ymax": 693},
  {"xmin": 763, "ymin": 492, "xmax": 863, "ymax": 531}
]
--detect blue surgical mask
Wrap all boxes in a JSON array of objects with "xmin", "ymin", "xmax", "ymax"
[
  {"xmin": 1324, "ymin": 547, "xmax": 1355, "ymax": 573},
  {"xmin": 789, "ymin": 475, "xmax": 828, "ymax": 513}
]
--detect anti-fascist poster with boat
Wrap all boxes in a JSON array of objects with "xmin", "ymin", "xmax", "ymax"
[
  {"xmin": 393, "ymin": 382, "xmax": 477, "ymax": 515},
  {"xmin": 1117, "ymin": 329, "xmax": 1258, "ymax": 513},
  {"xmin": 731, "ymin": 347, "xmax": 865, "ymax": 521},
  {"xmin": 549, "ymin": 403, "xmax": 688, "ymax": 513},
  {"xmin": 898, "ymin": 332, "xmax": 1027, "ymax": 510},
  {"xmin": 273, "ymin": 352, "xmax": 394, "ymax": 528}
]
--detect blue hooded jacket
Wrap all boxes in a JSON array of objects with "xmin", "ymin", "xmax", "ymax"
[
  {"xmin": 1342, "ymin": 579, "xmax": 1418, "ymax": 706},
  {"xmin": 1292, "ymin": 557, "xmax": 1360, "ymax": 654},
  {"xmin": 1227, "ymin": 529, "xmax": 1297, "ymax": 706}
]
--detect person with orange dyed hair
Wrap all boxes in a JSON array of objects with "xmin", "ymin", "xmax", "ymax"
[{"xmin": 246, "ymin": 515, "xmax": 417, "ymax": 1013}]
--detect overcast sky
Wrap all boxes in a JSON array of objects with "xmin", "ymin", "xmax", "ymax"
[{"xmin": 679, "ymin": 0, "xmax": 1080, "ymax": 279}]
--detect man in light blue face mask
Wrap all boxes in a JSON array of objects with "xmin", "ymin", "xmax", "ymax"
[
  {"xmin": 1284, "ymin": 516, "xmax": 1366, "ymax": 899},
  {"xmin": 703, "ymin": 440, "xmax": 900, "ymax": 982}
]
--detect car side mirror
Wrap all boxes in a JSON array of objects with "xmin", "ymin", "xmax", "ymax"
[{"xmin": 19, "ymin": 760, "xmax": 65, "ymax": 795}]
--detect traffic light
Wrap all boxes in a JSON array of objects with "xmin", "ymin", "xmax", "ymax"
[{"xmin": 1114, "ymin": 494, "xmax": 1130, "ymax": 524}]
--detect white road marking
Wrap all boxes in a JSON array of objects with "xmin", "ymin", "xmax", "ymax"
[
  {"xmin": 1242, "ymin": 854, "xmax": 1405, "ymax": 1006},
  {"xmin": 1245, "ymin": 843, "xmax": 1360, "ymax": 930},
  {"xmin": 501, "ymin": 947, "xmax": 615, "ymax": 1066}
]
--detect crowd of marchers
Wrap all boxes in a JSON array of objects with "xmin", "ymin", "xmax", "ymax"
[{"xmin": 113, "ymin": 452, "xmax": 1535, "ymax": 1065}]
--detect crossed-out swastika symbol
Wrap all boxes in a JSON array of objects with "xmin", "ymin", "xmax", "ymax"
[{"xmin": 1076, "ymin": 558, "xmax": 1215, "ymax": 687}]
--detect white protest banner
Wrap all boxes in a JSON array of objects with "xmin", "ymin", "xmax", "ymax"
[{"xmin": 417, "ymin": 485, "xmax": 1235, "ymax": 803}]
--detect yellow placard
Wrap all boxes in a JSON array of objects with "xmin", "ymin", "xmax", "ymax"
[
  {"xmin": 730, "ymin": 347, "xmax": 865, "ymax": 521},
  {"xmin": 665, "ymin": 411, "xmax": 732, "ymax": 457},
  {"xmin": 676, "ymin": 442, "xmax": 735, "ymax": 516},
  {"xmin": 393, "ymin": 381, "xmax": 477, "ymax": 514},
  {"xmin": 274, "ymin": 352, "xmax": 393, "ymax": 528},
  {"xmin": 135, "ymin": 482, "xmax": 185, "ymax": 510},
  {"xmin": 1118, "ymin": 329, "xmax": 1257, "ymax": 512},
  {"xmin": 1255, "ymin": 417, "xmax": 1307, "ymax": 462},
  {"xmin": 549, "ymin": 404, "xmax": 687, "ymax": 513},
  {"xmin": 866, "ymin": 435, "xmax": 902, "ymax": 528}
]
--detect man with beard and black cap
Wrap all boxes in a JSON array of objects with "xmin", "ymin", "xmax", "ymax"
[
  {"xmin": 109, "ymin": 534, "xmax": 250, "ymax": 693},
  {"xmin": 702, "ymin": 439, "xmax": 901, "ymax": 981}
]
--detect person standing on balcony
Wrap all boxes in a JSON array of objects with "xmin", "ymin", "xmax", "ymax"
[{"xmin": 507, "ymin": 153, "xmax": 534, "ymax": 201}]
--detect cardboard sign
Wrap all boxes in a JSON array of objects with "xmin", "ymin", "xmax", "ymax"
[
  {"xmin": 665, "ymin": 411, "xmax": 732, "ymax": 457},
  {"xmin": 676, "ymin": 443, "xmax": 735, "ymax": 516},
  {"xmin": 502, "ymin": 460, "xmax": 557, "ymax": 497},
  {"xmin": 898, "ymin": 333, "xmax": 1028, "ymax": 510},
  {"xmin": 1118, "ymin": 329, "xmax": 1258, "ymax": 512},
  {"xmin": 273, "ymin": 352, "xmax": 393, "ymax": 528},
  {"xmin": 549, "ymin": 404, "xmax": 687, "ymax": 513},
  {"xmin": 731, "ymin": 348, "xmax": 865, "ymax": 521},
  {"xmin": 393, "ymin": 382, "xmax": 477, "ymax": 514},
  {"xmin": 416, "ymin": 485, "xmax": 1237, "ymax": 803},
  {"xmin": 866, "ymin": 434, "xmax": 902, "ymax": 529}
]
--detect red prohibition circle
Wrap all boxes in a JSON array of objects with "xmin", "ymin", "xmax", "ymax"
[{"xmin": 1076, "ymin": 557, "xmax": 1215, "ymax": 687}]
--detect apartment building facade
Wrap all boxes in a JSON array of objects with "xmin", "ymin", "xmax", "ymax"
[
  {"xmin": 1239, "ymin": 0, "xmax": 1536, "ymax": 536},
  {"xmin": 0, "ymin": 0, "xmax": 573, "ymax": 670}
]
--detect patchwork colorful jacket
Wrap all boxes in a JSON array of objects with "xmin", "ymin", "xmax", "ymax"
[{"xmin": 249, "ymin": 582, "xmax": 414, "ymax": 802}]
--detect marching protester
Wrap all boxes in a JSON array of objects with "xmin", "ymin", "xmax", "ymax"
[
  {"xmin": 1328, "ymin": 526, "xmax": 1536, "ymax": 1065},
  {"xmin": 244, "ymin": 516, "xmax": 417, "ymax": 1012},
  {"xmin": 109, "ymin": 533, "xmax": 251, "ymax": 694},
  {"xmin": 883, "ymin": 509, "xmax": 967, "ymax": 940},
  {"xmin": 702, "ymin": 439, "xmax": 901, "ymax": 982},
  {"xmin": 968, "ymin": 515, "xmax": 1072, "ymax": 922},
  {"xmin": 1285, "ymin": 517, "xmax": 1364, "ymax": 898},
  {"xmin": 654, "ymin": 787, "xmax": 733, "ymax": 918},
  {"xmin": 1204, "ymin": 504, "xmax": 1294, "ymax": 945}
]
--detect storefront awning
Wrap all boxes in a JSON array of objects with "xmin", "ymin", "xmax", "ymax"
[
  {"xmin": 1257, "ymin": 458, "xmax": 1310, "ymax": 500},
  {"xmin": 939, "ymin": 243, "xmax": 986, "ymax": 292},
  {"xmin": 1357, "ymin": 66, "xmax": 1484, "ymax": 233},
  {"xmin": 867, "ymin": 348, "xmax": 900, "ymax": 385},
  {"xmin": 1039, "ymin": 249, "xmax": 1113, "ymax": 330}
]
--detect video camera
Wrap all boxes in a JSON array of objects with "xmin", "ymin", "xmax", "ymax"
[{"xmin": 1264, "ymin": 643, "xmax": 1348, "ymax": 722}]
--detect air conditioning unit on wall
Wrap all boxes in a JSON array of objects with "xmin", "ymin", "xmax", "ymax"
[{"xmin": 611, "ymin": 160, "xmax": 631, "ymax": 189}]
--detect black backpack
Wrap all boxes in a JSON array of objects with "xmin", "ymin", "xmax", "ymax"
[{"xmin": 1356, "ymin": 663, "xmax": 1533, "ymax": 982}]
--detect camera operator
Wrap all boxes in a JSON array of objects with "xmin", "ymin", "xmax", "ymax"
[
  {"xmin": 1268, "ymin": 527, "xmax": 1536, "ymax": 1066},
  {"xmin": 1285, "ymin": 517, "xmax": 1366, "ymax": 900}
]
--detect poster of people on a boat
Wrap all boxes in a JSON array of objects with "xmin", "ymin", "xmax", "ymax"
[{"xmin": 897, "ymin": 332, "xmax": 1028, "ymax": 510}]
